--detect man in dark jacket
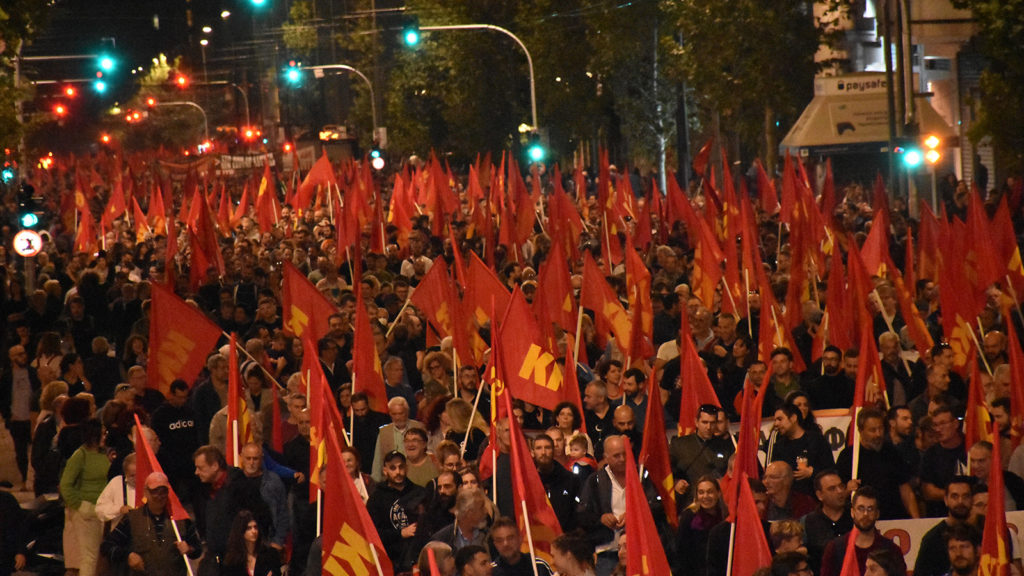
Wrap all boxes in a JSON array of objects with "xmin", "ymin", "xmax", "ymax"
[
  {"xmin": 150, "ymin": 379, "xmax": 198, "ymax": 500},
  {"xmin": 532, "ymin": 433, "xmax": 578, "ymax": 531},
  {"xmin": 366, "ymin": 451, "xmax": 427, "ymax": 573},
  {"xmin": 1, "ymin": 344, "xmax": 41, "ymax": 486},
  {"xmin": 191, "ymin": 445, "xmax": 272, "ymax": 576}
]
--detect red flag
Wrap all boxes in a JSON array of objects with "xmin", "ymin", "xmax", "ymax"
[
  {"xmin": 147, "ymin": 283, "xmax": 223, "ymax": 396},
  {"xmin": 132, "ymin": 197, "xmax": 151, "ymax": 244},
  {"xmin": 232, "ymin": 182, "xmax": 251, "ymax": 228},
  {"xmin": 295, "ymin": 153, "xmax": 336, "ymax": 214},
  {"xmin": 837, "ymin": 530, "xmax": 860, "ymax": 576},
  {"xmin": 132, "ymin": 414, "xmax": 189, "ymax": 520},
  {"xmin": 963, "ymin": 352, "xmax": 992, "ymax": 450},
  {"xmin": 677, "ymin": 306, "xmax": 722, "ymax": 435},
  {"xmin": 255, "ymin": 161, "xmax": 279, "ymax": 234},
  {"xmin": 638, "ymin": 379, "xmax": 676, "ymax": 527},
  {"xmin": 580, "ymin": 252, "xmax": 632, "ymax": 352},
  {"xmin": 101, "ymin": 180, "xmax": 127, "ymax": 230},
  {"xmin": 729, "ymin": 474, "xmax": 773, "ymax": 576},
  {"xmin": 148, "ymin": 183, "xmax": 167, "ymax": 236},
  {"xmin": 464, "ymin": 252, "xmax": 512, "ymax": 330},
  {"xmin": 692, "ymin": 139, "xmax": 713, "ymax": 179},
  {"xmin": 322, "ymin": 426, "xmax": 394, "ymax": 576},
  {"xmin": 623, "ymin": 438, "xmax": 672, "ymax": 576},
  {"xmin": 74, "ymin": 208, "xmax": 97, "ymax": 255},
  {"xmin": 497, "ymin": 289, "xmax": 565, "ymax": 412},
  {"xmin": 850, "ymin": 325, "xmax": 887, "ymax": 428},
  {"xmin": 981, "ymin": 421, "xmax": 1010, "ymax": 576},
  {"xmin": 282, "ymin": 261, "xmax": 338, "ymax": 341},
  {"xmin": 533, "ymin": 240, "xmax": 576, "ymax": 342},
  {"xmin": 625, "ymin": 240, "xmax": 655, "ymax": 361},
  {"xmin": 226, "ymin": 333, "xmax": 254, "ymax": 467},
  {"xmin": 499, "ymin": 379, "xmax": 563, "ymax": 559},
  {"xmin": 302, "ymin": 333, "xmax": 329, "ymax": 502},
  {"xmin": 352, "ymin": 290, "xmax": 387, "ymax": 412}
]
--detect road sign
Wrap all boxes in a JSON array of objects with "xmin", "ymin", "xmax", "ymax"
[{"xmin": 13, "ymin": 230, "xmax": 43, "ymax": 257}]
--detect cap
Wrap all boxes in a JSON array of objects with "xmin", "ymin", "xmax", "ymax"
[
  {"xmin": 145, "ymin": 472, "xmax": 171, "ymax": 490},
  {"xmin": 115, "ymin": 383, "xmax": 132, "ymax": 394},
  {"xmin": 383, "ymin": 450, "xmax": 406, "ymax": 464}
]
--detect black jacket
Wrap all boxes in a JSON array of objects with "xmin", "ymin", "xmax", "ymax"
[
  {"xmin": 192, "ymin": 467, "xmax": 273, "ymax": 557},
  {"xmin": 365, "ymin": 481, "xmax": 427, "ymax": 572}
]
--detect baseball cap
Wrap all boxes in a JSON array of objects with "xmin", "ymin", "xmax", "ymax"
[
  {"xmin": 145, "ymin": 472, "xmax": 171, "ymax": 491},
  {"xmin": 384, "ymin": 450, "xmax": 406, "ymax": 464}
]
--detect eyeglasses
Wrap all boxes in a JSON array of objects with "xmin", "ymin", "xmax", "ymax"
[{"xmin": 853, "ymin": 505, "xmax": 878, "ymax": 514}]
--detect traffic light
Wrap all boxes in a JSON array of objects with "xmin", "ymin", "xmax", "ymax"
[
  {"xmin": 98, "ymin": 55, "xmax": 116, "ymax": 73},
  {"xmin": 175, "ymin": 73, "xmax": 190, "ymax": 89},
  {"xmin": 53, "ymin": 103, "xmax": 68, "ymax": 117},
  {"xmin": 64, "ymin": 86, "xmax": 77, "ymax": 97},
  {"xmin": 526, "ymin": 131, "xmax": 545, "ymax": 163},
  {"xmin": 370, "ymin": 144, "xmax": 385, "ymax": 171},
  {"xmin": 94, "ymin": 53, "xmax": 116, "ymax": 94},
  {"xmin": 17, "ymin": 184, "xmax": 41, "ymax": 229},
  {"xmin": 924, "ymin": 134, "xmax": 941, "ymax": 165},
  {"xmin": 402, "ymin": 16, "xmax": 421, "ymax": 46},
  {"xmin": 1, "ymin": 163, "xmax": 15, "ymax": 184},
  {"xmin": 285, "ymin": 61, "xmax": 302, "ymax": 85},
  {"xmin": 94, "ymin": 79, "xmax": 108, "ymax": 93}
]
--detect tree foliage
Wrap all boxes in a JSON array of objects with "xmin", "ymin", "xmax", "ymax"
[
  {"xmin": 0, "ymin": 0, "xmax": 52, "ymax": 151},
  {"xmin": 952, "ymin": 0, "xmax": 1024, "ymax": 171}
]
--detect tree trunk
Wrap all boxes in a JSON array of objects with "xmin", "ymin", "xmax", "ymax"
[{"xmin": 764, "ymin": 104, "xmax": 776, "ymax": 176}]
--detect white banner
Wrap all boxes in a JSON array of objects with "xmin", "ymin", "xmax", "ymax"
[{"xmin": 877, "ymin": 511, "xmax": 1024, "ymax": 570}]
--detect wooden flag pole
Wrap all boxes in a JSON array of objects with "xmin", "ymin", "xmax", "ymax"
[
  {"xmin": 744, "ymin": 270, "xmax": 752, "ymax": 337},
  {"xmin": 851, "ymin": 407, "xmax": 862, "ymax": 480},
  {"xmin": 869, "ymin": 290, "xmax": 912, "ymax": 374},
  {"xmin": 725, "ymin": 522, "xmax": 737, "ymax": 576},
  {"xmin": 384, "ymin": 298, "xmax": 413, "ymax": 338},
  {"xmin": 368, "ymin": 543, "xmax": 386, "ymax": 576},
  {"xmin": 170, "ymin": 519, "xmax": 196, "ymax": 576},
  {"xmin": 223, "ymin": 331, "xmax": 288, "ymax": 393},
  {"xmin": 573, "ymin": 306, "xmax": 585, "ymax": 362},
  {"xmin": 462, "ymin": 381, "xmax": 486, "ymax": 459},
  {"xmin": 520, "ymin": 500, "xmax": 542, "ymax": 576},
  {"xmin": 966, "ymin": 324, "xmax": 993, "ymax": 377}
]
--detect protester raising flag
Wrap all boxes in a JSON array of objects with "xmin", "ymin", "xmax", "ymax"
[{"xmin": 132, "ymin": 414, "xmax": 189, "ymax": 519}]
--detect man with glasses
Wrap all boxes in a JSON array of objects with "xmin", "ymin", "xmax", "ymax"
[
  {"xmin": 819, "ymin": 486, "xmax": 905, "ymax": 576},
  {"xmin": 102, "ymin": 472, "xmax": 202, "ymax": 576},
  {"xmin": 669, "ymin": 404, "xmax": 734, "ymax": 500},
  {"xmin": 920, "ymin": 406, "xmax": 967, "ymax": 517}
]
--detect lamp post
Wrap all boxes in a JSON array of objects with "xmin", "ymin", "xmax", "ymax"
[
  {"xmin": 151, "ymin": 100, "xmax": 209, "ymax": 142},
  {"xmin": 197, "ymin": 80, "xmax": 251, "ymax": 127},
  {"xmin": 305, "ymin": 64, "xmax": 379, "ymax": 133},
  {"xmin": 414, "ymin": 24, "xmax": 538, "ymax": 131}
]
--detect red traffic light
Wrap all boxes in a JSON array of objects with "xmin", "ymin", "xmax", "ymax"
[
  {"xmin": 146, "ymin": 96, "xmax": 157, "ymax": 107},
  {"xmin": 64, "ymin": 86, "xmax": 77, "ymax": 97},
  {"xmin": 283, "ymin": 142, "xmax": 293, "ymax": 152},
  {"xmin": 54, "ymin": 104, "xmax": 67, "ymax": 117},
  {"xmin": 175, "ymin": 74, "xmax": 189, "ymax": 88},
  {"xmin": 100, "ymin": 133, "xmax": 111, "ymax": 144}
]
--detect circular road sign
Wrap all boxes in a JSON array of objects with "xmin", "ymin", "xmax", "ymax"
[{"xmin": 13, "ymin": 230, "xmax": 43, "ymax": 257}]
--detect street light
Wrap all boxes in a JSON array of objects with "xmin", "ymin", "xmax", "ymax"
[
  {"xmin": 408, "ymin": 23, "xmax": 539, "ymax": 131},
  {"xmin": 306, "ymin": 64, "xmax": 380, "ymax": 134},
  {"xmin": 145, "ymin": 100, "xmax": 210, "ymax": 141}
]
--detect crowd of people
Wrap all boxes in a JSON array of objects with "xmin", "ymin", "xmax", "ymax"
[{"xmin": 0, "ymin": 154, "xmax": 1021, "ymax": 576}]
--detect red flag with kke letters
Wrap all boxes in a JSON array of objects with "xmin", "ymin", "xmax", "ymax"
[
  {"xmin": 322, "ymin": 424, "xmax": 393, "ymax": 576},
  {"xmin": 624, "ymin": 438, "xmax": 672, "ymax": 576},
  {"xmin": 133, "ymin": 414, "xmax": 190, "ymax": 520},
  {"xmin": 497, "ymin": 288, "xmax": 565, "ymax": 412},
  {"xmin": 282, "ymin": 261, "xmax": 338, "ymax": 341},
  {"xmin": 638, "ymin": 388, "xmax": 677, "ymax": 527},
  {"xmin": 147, "ymin": 283, "xmax": 222, "ymax": 396}
]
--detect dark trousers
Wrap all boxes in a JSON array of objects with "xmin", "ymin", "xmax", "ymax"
[{"xmin": 8, "ymin": 419, "xmax": 31, "ymax": 481}]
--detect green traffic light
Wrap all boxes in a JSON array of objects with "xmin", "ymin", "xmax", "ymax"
[
  {"xmin": 903, "ymin": 149, "xmax": 922, "ymax": 167},
  {"xmin": 1, "ymin": 168, "xmax": 14, "ymax": 183},
  {"xmin": 404, "ymin": 29, "xmax": 420, "ymax": 46},
  {"xmin": 20, "ymin": 212, "xmax": 39, "ymax": 228},
  {"xmin": 527, "ymin": 144, "xmax": 545, "ymax": 163},
  {"xmin": 99, "ymin": 56, "xmax": 115, "ymax": 72},
  {"xmin": 286, "ymin": 68, "xmax": 301, "ymax": 83},
  {"xmin": 94, "ymin": 80, "xmax": 108, "ymax": 93}
]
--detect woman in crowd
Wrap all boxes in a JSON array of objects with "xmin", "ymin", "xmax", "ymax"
[
  {"xmin": 675, "ymin": 475, "xmax": 726, "ymax": 576},
  {"xmin": 220, "ymin": 510, "xmax": 282, "ymax": 576},
  {"xmin": 551, "ymin": 532, "xmax": 597, "ymax": 576},
  {"xmin": 341, "ymin": 446, "xmax": 375, "ymax": 503},
  {"xmin": 59, "ymin": 418, "xmax": 110, "ymax": 576},
  {"xmin": 32, "ymin": 331, "xmax": 64, "ymax": 385},
  {"xmin": 444, "ymin": 398, "xmax": 489, "ymax": 459}
]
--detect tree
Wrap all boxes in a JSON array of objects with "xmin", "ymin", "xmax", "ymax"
[
  {"xmin": 0, "ymin": 1, "xmax": 52, "ymax": 153},
  {"xmin": 951, "ymin": 0, "xmax": 1024, "ymax": 172}
]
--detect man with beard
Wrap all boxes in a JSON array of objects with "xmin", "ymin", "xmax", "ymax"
[
  {"xmin": 912, "ymin": 478, "xmax": 980, "ymax": 576},
  {"xmin": 620, "ymin": 368, "xmax": 649, "ymax": 430},
  {"xmin": 532, "ymin": 433, "xmax": 577, "ymax": 530},
  {"xmin": 611, "ymin": 405, "xmax": 642, "ymax": 451},
  {"xmin": 349, "ymin": 393, "xmax": 390, "ymax": 474},
  {"xmin": 943, "ymin": 525, "xmax": 981, "ymax": 576},
  {"xmin": 366, "ymin": 451, "xmax": 427, "ymax": 573},
  {"xmin": 820, "ymin": 486, "xmax": 905, "ymax": 576},
  {"xmin": 804, "ymin": 346, "xmax": 852, "ymax": 409},
  {"xmin": 835, "ymin": 407, "xmax": 919, "ymax": 519}
]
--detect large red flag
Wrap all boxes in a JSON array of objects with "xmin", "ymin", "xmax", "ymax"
[
  {"xmin": 322, "ymin": 426, "xmax": 394, "ymax": 576},
  {"xmin": 638, "ymin": 382, "xmax": 676, "ymax": 527},
  {"xmin": 352, "ymin": 290, "xmax": 387, "ymax": 412},
  {"xmin": 500, "ymin": 384, "xmax": 562, "ymax": 560},
  {"xmin": 497, "ymin": 289, "xmax": 565, "ymax": 412},
  {"xmin": 295, "ymin": 152, "xmax": 336, "ymax": 214},
  {"xmin": 677, "ymin": 307, "xmax": 722, "ymax": 435},
  {"xmin": 532, "ymin": 239, "xmax": 576, "ymax": 341},
  {"xmin": 132, "ymin": 414, "xmax": 190, "ymax": 519},
  {"xmin": 623, "ymin": 438, "xmax": 672, "ymax": 576},
  {"xmin": 580, "ymin": 252, "xmax": 632, "ymax": 352},
  {"xmin": 282, "ymin": 262, "xmax": 338, "ymax": 341},
  {"xmin": 981, "ymin": 421, "xmax": 1011, "ymax": 576},
  {"xmin": 302, "ymin": 333, "xmax": 329, "ymax": 502},
  {"xmin": 625, "ymin": 240, "xmax": 655, "ymax": 361},
  {"xmin": 837, "ymin": 530, "xmax": 860, "ymax": 576},
  {"xmin": 147, "ymin": 283, "xmax": 223, "ymax": 396},
  {"xmin": 729, "ymin": 474, "xmax": 773, "ymax": 576}
]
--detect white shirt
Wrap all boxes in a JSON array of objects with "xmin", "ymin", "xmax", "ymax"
[{"xmin": 95, "ymin": 475, "xmax": 136, "ymax": 524}]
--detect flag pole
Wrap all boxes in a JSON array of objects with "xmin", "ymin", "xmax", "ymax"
[
  {"xmin": 719, "ymin": 277, "xmax": 740, "ymax": 321},
  {"xmin": 1004, "ymin": 275, "xmax": 1024, "ymax": 327},
  {"xmin": 169, "ymin": 519, "xmax": 196, "ymax": 576},
  {"xmin": 520, "ymin": 500, "xmax": 542, "ymax": 576},
  {"xmin": 869, "ymin": 290, "xmax": 912, "ymax": 374},
  {"xmin": 744, "ymin": 270, "xmax": 752, "ymax": 337},
  {"xmin": 725, "ymin": 521, "xmax": 737, "ymax": 576},
  {"xmin": 463, "ymin": 380, "xmax": 486, "ymax": 459},
  {"xmin": 965, "ymin": 324, "xmax": 993, "ymax": 376},
  {"xmin": 316, "ymin": 489, "xmax": 322, "ymax": 537},
  {"xmin": 851, "ymin": 406, "xmax": 862, "ymax": 480},
  {"xmin": 231, "ymin": 419, "xmax": 240, "ymax": 466},
  {"xmin": 222, "ymin": 331, "xmax": 288, "ymax": 393},
  {"xmin": 573, "ymin": 306, "xmax": 584, "ymax": 362},
  {"xmin": 368, "ymin": 543, "xmax": 386, "ymax": 576},
  {"xmin": 384, "ymin": 298, "xmax": 413, "ymax": 338}
]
